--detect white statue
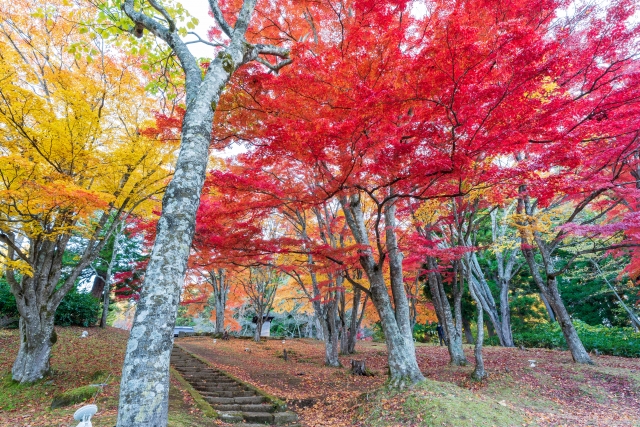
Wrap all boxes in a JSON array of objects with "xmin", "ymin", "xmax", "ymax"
[{"xmin": 73, "ymin": 404, "xmax": 97, "ymax": 427}]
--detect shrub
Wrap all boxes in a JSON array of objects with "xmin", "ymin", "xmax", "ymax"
[
  {"xmin": 55, "ymin": 288, "xmax": 101, "ymax": 327},
  {"xmin": 0, "ymin": 280, "xmax": 100, "ymax": 327},
  {"xmin": 508, "ymin": 320, "xmax": 640, "ymax": 357},
  {"xmin": 413, "ymin": 321, "xmax": 438, "ymax": 343},
  {"xmin": 0, "ymin": 279, "xmax": 18, "ymax": 327},
  {"xmin": 372, "ymin": 322, "xmax": 385, "ymax": 342}
]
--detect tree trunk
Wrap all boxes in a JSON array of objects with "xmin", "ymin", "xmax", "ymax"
[
  {"xmin": 372, "ymin": 282, "xmax": 424, "ymax": 386},
  {"xmin": 466, "ymin": 253, "xmax": 510, "ymax": 347},
  {"xmin": 100, "ymin": 226, "xmax": 123, "ymax": 328},
  {"xmin": 341, "ymin": 194, "xmax": 424, "ymax": 386},
  {"xmin": 426, "ymin": 257, "xmax": 467, "ymax": 365},
  {"xmin": 91, "ymin": 271, "xmax": 107, "ymax": 300},
  {"xmin": 347, "ymin": 287, "xmax": 366, "ymax": 354},
  {"xmin": 320, "ymin": 308, "xmax": 341, "ymax": 367},
  {"xmin": 351, "ymin": 359, "xmax": 367, "ymax": 375},
  {"xmin": 462, "ymin": 316, "xmax": 475, "ymax": 344},
  {"xmin": 117, "ymin": 60, "xmax": 222, "ymax": 427},
  {"xmin": 469, "ymin": 282, "xmax": 486, "ymax": 380},
  {"xmin": 338, "ymin": 292, "xmax": 349, "ymax": 355},
  {"xmin": 520, "ymin": 243, "xmax": 591, "ymax": 363},
  {"xmin": 498, "ymin": 279, "xmax": 515, "ymax": 347},
  {"xmin": 540, "ymin": 292, "xmax": 557, "ymax": 322},
  {"xmin": 210, "ymin": 269, "xmax": 228, "ymax": 334},
  {"xmin": 215, "ymin": 298, "xmax": 225, "ymax": 334},
  {"xmin": 254, "ymin": 318, "xmax": 262, "ymax": 342},
  {"xmin": 100, "ymin": 285, "xmax": 110, "ymax": 328},
  {"xmin": 544, "ymin": 278, "xmax": 592, "ymax": 364},
  {"xmin": 314, "ymin": 316, "xmax": 324, "ymax": 340},
  {"xmin": 12, "ymin": 315, "xmax": 57, "ymax": 383}
]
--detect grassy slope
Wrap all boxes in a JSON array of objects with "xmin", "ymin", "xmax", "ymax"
[
  {"xmin": 358, "ymin": 379, "xmax": 526, "ymax": 427},
  {"xmin": 0, "ymin": 327, "xmax": 212, "ymax": 427}
]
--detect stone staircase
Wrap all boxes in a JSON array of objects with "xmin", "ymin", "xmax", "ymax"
[{"xmin": 170, "ymin": 346, "xmax": 299, "ymax": 426}]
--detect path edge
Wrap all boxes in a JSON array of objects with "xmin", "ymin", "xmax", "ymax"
[{"xmin": 170, "ymin": 366, "xmax": 219, "ymax": 418}]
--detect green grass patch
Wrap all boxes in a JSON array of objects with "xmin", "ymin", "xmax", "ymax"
[
  {"xmin": 50, "ymin": 384, "xmax": 100, "ymax": 409},
  {"xmin": 358, "ymin": 379, "xmax": 531, "ymax": 427},
  {"xmin": 0, "ymin": 373, "xmax": 55, "ymax": 411}
]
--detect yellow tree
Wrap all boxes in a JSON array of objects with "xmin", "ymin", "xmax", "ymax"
[{"xmin": 0, "ymin": 0, "xmax": 175, "ymax": 383}]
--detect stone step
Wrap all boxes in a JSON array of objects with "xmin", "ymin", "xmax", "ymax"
[
  {"xmin": 206, "ymin": 396, "xmax": 265, "ymax": 405},
  {"xmin": 196, "ymin": 389, "xmax": 247, "ymax": 395},
  {"xmin": 194, "ymin": 386, "xmax": 246, "ymax": 393},
  {"xmin": 272, "ymin": 412, "xmax": 300, "ymax": 425},
  {"xmin": 189, "ymin": 378, "xmax": 235, "ymax": 383},
  {"xmin": 197, "ymin": 388, "xmax": 248, "ymax": 394},
  {"xmin": 171, "ymin": 346, "xmax": 299, "ymax": 426},
  {"xmin": 201, "ymin": 390, "xmax": 256, "ymax": 398},
  {"xmin": 192, "ymin": 382, "xmax": 245, "ymax": 389},
  {"xmin": 192, "ymin": 380, "xmax": 237, "ymax": 385},
  {"xmin": 184, "ymin": 374, "xmax": 234, "ymax": 380},
  {"xmin": 210, "ymin": 403, "xmax": 275, "ymax": 413},
  {"xmin": 242, "ymin": 411, "xmax": 275, "ymax": 423}
]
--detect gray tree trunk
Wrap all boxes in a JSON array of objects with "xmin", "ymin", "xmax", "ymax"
[
  {"xmin": 8, "ymin": 216, "xmax": 116, "ymax": 383},
  {"xmin": 462, "ymin": 316, "xmax": 475, "ymax": 345},
  {"xmin": 12, "ymin": 315, "xmax": 57, "ymax": 383},
  {"xmin": 208, "ymin": 269, "xmax": 228, "ymax": 334},
  {"xmin": 341, "ymin": 194, "xmax": 424, "ymax": 386},
  {"xmin": 498, "ymin": 279, "xmax": 515, "ymax": 346},
  {"xmin": 320, "ymin": 303, "xmax": 341, "ymax": 366},
  {"xmin": 426, "ymin": 257, "xmax": 467, "ymax": 365},
  {"xmin": 100, "ymin": 225, "xmax": 124, "ymax": 328},
  {"xmin": 116, "ymin": 1, "xmax": 291, "ymax": 425},
  {"xmin": 469, "ymin": 277, "xmax": 486, "ymax": 380},
  {"xmin": 545, "ymin": 278, "xmax": 593, "ymax": 363},
  {"xmin": 315, "ymin": 316, "xmax": 324, "ymax": 340},
  {"xmin": 540, "ymin": 292, "xmax": 557, "ymax": 322},
  {"xmin": 347, "ymin": 287, "xmax": 367, "ymax": 354},
  {"xmin": 215, "ymin": 297, "xmax": 226, "ymax": 334},
  {"xmin": 286, "ymin": 206, "xmax": 343, "ymax": 366},
  {"xmin": 338, "ymin": 291, "xmax": 349, "ymax": 354},
  {"xmin": 490, "ymin": 206, "xmax": 519, "ymax": 347},
  {"xmin": 466, "ymin": 252, "xmax": 514, "ymax": 347},
  {"xmin": 518, "ymin": 195, "xmax": 592, "ymax": 365},
  {"xmin": 254, "ymin": 317, "xmax": 263, "ymax": 342},
  {"xmin": 100, "ymin": 283, "xmax": 110, "ymax": 329}
]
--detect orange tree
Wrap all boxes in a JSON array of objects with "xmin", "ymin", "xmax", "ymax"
[{"xmin": 0, "ymin": 0, "xmax": 175, "ymax": 383}]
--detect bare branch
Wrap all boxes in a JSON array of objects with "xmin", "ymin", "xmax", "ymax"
[
  {"xmin": 256, "ymin": 57, "xmax": 292, "ymax": 73},
  {"xmin": 121, "ymin": 0, "xmax": 200, "ymax": 96},
  {"xmin": 0, "ymin": 232, "xmax": 31, "ymax": 265},
  {"xmin": 186, "ymin": 31, "xmax": 225, "ymax": 48},
  {"xmin": 255, "ymin": 44, "xmax": 290, "ymax": 58},
  {"xmin": 147, "ymin": 0, "xmax": 176, "ymax": 32},
  {"xmin": 208, "ymin": 0, "xmax": 233, "ymax": 38},
  {"xmin": 233, "ymin": 0, "xmax": 257, "ymax": 37}
]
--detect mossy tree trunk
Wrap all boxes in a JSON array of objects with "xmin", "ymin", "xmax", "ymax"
[
  {"xmin": 341, "ymin": 193, "xmax": 425, "ymax": 386},
  {"xmin": 115, "ymin": 1, "xmax": 291, "ymax": 425}
]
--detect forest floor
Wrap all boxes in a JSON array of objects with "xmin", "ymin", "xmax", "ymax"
[
  {"xmin": 0, "ymin": 327, "xmax": 216, "ymax": 427},
  {"xmin": 178, "ymin": 337, "xmax": 640, "ymax": 427},
  {"xmin": 1, "ymin": 328, "xmax": 639, "ymax": 427}
]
